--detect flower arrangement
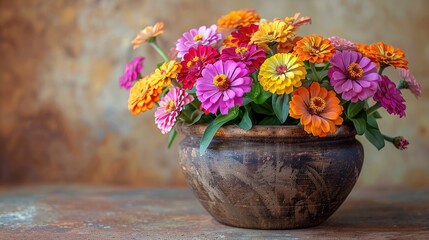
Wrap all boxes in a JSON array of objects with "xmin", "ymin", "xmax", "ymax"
[{"xmin": 120, "ymin": 10, "xmax": 421, "ymax": 154}]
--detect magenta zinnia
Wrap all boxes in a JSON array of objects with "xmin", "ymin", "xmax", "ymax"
[
  {"xmin": 196, "ymin": 60, "xmax": 252, "ymax": 114},
  {"xmin": 178, "ymin": 45, "xmax": 220, "ymax": 90},
  {"xmin": 119, "ymin": 57, "xmax": 145, "ymax": 90},
  {"xmin": 176, "ymin": 25, "xmax": 223, "ymax": 59},
  {"xmin": 220, "ymin": 44, "xmax": 266, "ymax": 73},
  {"xmin": 154, "ymin": 87, "xmax": 194, "ymax": 134},
  {"xmin": 373, "ymin": 75, "xmax": 406, "ymax": 117},
  {"xmin": 328, "ymin": 50, "xmax": 380, "ymax": 102}
]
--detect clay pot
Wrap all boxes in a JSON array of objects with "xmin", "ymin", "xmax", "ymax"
[{"xmin": 177, "ymin": 124, "xmax": 364, "ymax": 229}]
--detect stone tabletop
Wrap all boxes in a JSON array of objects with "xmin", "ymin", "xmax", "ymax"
[{"xmin": 0, "ymin": 185, "xmax": 428, "ymax": 239}]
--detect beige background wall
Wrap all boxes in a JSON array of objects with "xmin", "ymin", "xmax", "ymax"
[{"xmin": 0, "ymin": 0, "xmax": 428, "ymax": 187}]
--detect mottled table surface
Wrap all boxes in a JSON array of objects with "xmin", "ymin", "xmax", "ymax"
[{"xmin": 0, "ymin": 185, "xmax": 428, "ymax": 240}]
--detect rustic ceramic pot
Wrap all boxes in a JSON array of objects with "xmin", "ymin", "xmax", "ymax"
[{"xmin": 177, "ymin": 124, "xmax": 364, "ymax": 229}]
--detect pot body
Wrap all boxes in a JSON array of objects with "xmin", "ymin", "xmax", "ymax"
[{"xmin": 178, "ymin": 124, "xmax": 364, "ymax": 229}]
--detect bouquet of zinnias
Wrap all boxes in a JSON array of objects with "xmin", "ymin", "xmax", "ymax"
[{"xmin": 119, "ymin": 9, "xmax": 421, "ymax": 154}]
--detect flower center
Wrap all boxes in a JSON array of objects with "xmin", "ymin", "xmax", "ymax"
[
  {"xmin": 235, "ymin": 47, "xmax": 248, "ymax": 55},
  {"xmin": 347, "ymin": 62, "xmax": 364, "ymax": 79},
  {"xmin": 276, "ymin": 64, "xmax": 287, "ymax": 74},
  {"xmin": 193, "ymin": 34, "xmax": 203, "ymax": 42},
  {"xmin": 213, "ymin": 74, "xmax": 230, "ymax": 91},
  {"xmin": 309, "ymin": 96, "xmax": 326, "ymax": 114},
  {"xmin": 186, "ymin": 56, "xmax": 200, "ymax": 67},
  {"xmin": 165, "ymin": 99, "xmax": 176, "ymax": 113}
]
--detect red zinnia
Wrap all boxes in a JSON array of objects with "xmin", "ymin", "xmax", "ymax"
[
  {"xmin": 178, "ymin": 45, "xmax": 220, "ymax": 89},
  {"xmin": 229, "ymin": 24, "xmax": 259, "ymax": 47}
]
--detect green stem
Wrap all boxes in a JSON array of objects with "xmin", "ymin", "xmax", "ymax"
[
  {"xmin": 378, "ymin": 64, "xmax": 388, "ymax": 75},
  {"xmin": 310, "ymin": 63, "xmax": 321, "ymax": 82},
  {"xmin": 382, "ymin": 134, "xmax": 394, "ymax": 143},
  {"xmin": 366, "ymin": 102, "xmax": 381, "ymax": 116},
  {"xmin": 149, "ymin": 40, "xmax": 169, "ymax": 62}
]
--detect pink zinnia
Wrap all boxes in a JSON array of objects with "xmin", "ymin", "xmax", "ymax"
[
  {"xmin": 196, "ymin": 60, "xmax": 252, "ymax": 114},
  {"xmin": 176, "ymin": 25, "xmax": 223, "ymax": 59},
  {"xmin": 154, "ymin": 87, "xmax": 194, "ymax": 134},
  {"xmin": 119, "ymin": 57, "xmax": 145, "ymax": 90},
  {"xmin": 328, "ymin": 36, "xmax": 358, "ymax": 51},
  {"xmin": 178, "ymin": 45, "xmax": 220, "ymax": 90},
  {"xmin": 373, "ymin": 75, "xmax": 406, "ymax": 118},
  {"xmin": 399, "ymin": 68, "xmax": 422, "ymax": 98},
  {"xmin": 328, "ymin": 50, "xmax": 380, "ymax": 102},
  {"xmin": 393, "ymin": 136, "xmax": 409, "ymax": 150},
  {"xmin": 220, "ymin": 44, "xmax": 266, "ymax": 73}
]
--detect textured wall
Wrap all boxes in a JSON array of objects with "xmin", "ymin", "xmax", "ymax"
[{"xmin": 0, "ymin": 0, "xmax": 428, "ymax": 187}]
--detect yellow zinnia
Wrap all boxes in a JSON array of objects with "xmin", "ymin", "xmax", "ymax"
[
  {"xmin": 250, "ymin": 20, "xmax": 295, "ymax": 50},
  {"xmin": 258, "ymin": 53, "xmax": 307, "ymax": 95},
  {"xmin": 153, "ymin": 60, "xmax": 182, "ymax": 87}
]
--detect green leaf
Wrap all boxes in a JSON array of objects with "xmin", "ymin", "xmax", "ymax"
[
  {"xmin": 238, "ymin": 107, "xmax": 252, "ymax": 130},
  {"xmin": 367, "ymin": 115, "xmax": 379, "ymax": 128},
  {"xmin": 167, "ymin": 128, "xmax": 178, "ymax": 149},
  {"xmin": 347, "ymin": 101, "xmax": 365, "ymax": 118},
  {"xmin": 372, "ymin": 111, "xmax": 382, "ymax": 119},
  {"xmin": 247, "ymin": 80, "xmax": 271, "ymax": 104},
  {"xmin": 350, "ymin": 111, "xmax": 367, "ymax": 135},
  {"xmin": 251, "ymin": 102, "xmax": 274, "ymax": 116},
  {"xmin": 272, "ymin": 93, "xmax": 289, "ymax": 123},
  {"xmin": 365, "ymin": 126, "xmax": 385, "ymax": 150},
  {"xmin": 259, "ymin": 116, "xmax": 281, "ymax": 125},
  {"xmin": 213, "ymin": 107, "xmax": 239, "ymax": 125},
  {"xmin": 200, "ymin": 107, "xmax": 239, "ymax": 155},
  {"xmin": 187, "ymin": 110, "xmax": 204, "ymax": 125}
]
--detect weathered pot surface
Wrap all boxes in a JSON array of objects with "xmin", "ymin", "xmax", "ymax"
[{"xmin": 177, "ymin": 124, "xmax": 364, "ymax": 229}]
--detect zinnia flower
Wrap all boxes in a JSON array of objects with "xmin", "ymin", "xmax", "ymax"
[
  {"xmin": 277, "ymin": 36, "xmax": 302, "ymax": 53},
  {"xmin": 154, "ymin": 87, "xmax": 194, "ymax": 134},
  {"xmin": 258, "ymin": 53, "xmax": 307, "ymax": 95},
  {"xmin": 196, "ymin": 60, "xmax": 252, "ymax": 114},
  {"xmin": 328, "ymin": 50, "xmax": 380, "ymax": 102},
  {"xmin": 178, "ymin": 45, "xmax": 220, "ymax": 90},
  {"xmin": 289, "ymin": 82, "xmax": 344, "ymax": 137},
  {"xmin": 328, "ymin": 36, "xmax": 358, "ymax": 51},
  {"xmin": 373, "ymin": 75, "xmax": 406, "ymax": 118},
  {"xmin": 250, "ymin": 20, "xmax": 295, "ymax": 49},
  {"xmin": 226, "ymin": 24, "xmax": 259, "ymax": 47},
  {"xmin": 294, "ymin": 35, "xmax": 336, "ymax": 63},
  {"xmin": 176, "ymin": 25, "xmax": 223, "ymax": 59},
  {"xmin": 399, "ymin": 68, "xmax": 422, "ymax": 98},
  {"xmin": 220, "ymin": 44, "xmax": 266, "ymax": 73},
  {"xmin": 119, "ymin": 57, "xmax": 145, "ymax": 90},
  {"xmin": 284, "ymin": 12, "xmax": 311, "ymax": 29},
  {"xmin": 217, "ymin": 9, "xmax": 260, "ymax": 30},
  {"xmin": 366, "ymin": 42, "xmax": 408, "ymax": 69},
  {"xmin": 393, "ymin": 136, "xmax": 409, "ymax": 150},
  {"xmin": 131, "ymin": 22, "xmax": 164, "ymax": 49},
  {"xmin": 128, "ymin": 73, "xmax": 163, "ymax": 115},
  {"xmin": 153, "ymin": 60, "xmax": 182, "ymax": 87}
]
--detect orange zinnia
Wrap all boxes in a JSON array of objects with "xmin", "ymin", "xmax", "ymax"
[
  {"xmin": 294, "ymin": 35, "xmax": 335, "ymax": 63},
  {"xmin": 128, "ymin": 74, "xmax": 163, "ymax": 115},
  {"xmin": 289, "ymin": 82, "xmax": 344, "ymax": 137},
  {"xmin": 131, "ymin": 22, "xmax": 164, "ymax": 49},
  {"xmin": 217, "ymin": 9, "xmax": 260, "ymax": 30},
  {"xmin": 277, "ymin": 36, "xmax": 302, "ymax": 53},
  {"xmin": 367, "ymin": 42, "xmax": 408, "ymax": 69}
]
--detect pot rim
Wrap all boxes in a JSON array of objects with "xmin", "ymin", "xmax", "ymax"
[{"xmin": 176, "ymin": 123, "xmax": 357, "ymax": 141}]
